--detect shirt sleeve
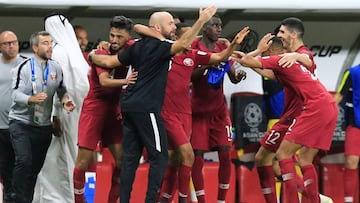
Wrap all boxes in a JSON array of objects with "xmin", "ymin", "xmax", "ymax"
[
  {"xmin": 298, "ymin": 49, "xmax": 313, "ymax": 59},
  {"xmin": 297, "ymin": 48, "xmax": 316, "ymax": 72},
  {"xmin": 95, "ymin": 67, "xmax": 110, "ymax": 76},
  {"xmin": 259, "ymin": 55, "xmax": 282, "ymax": 70},
  {"xmin": 12, "ymin": 62, "xmax": 31, "ymax": 105},
  {"xmin": 94, "ymin": 49, "xmax": 111, "ymax": 75},
  {"xmin": 192, "ymin": 49, "xmax": 212, "ymax": 67},
  {"xmin": 158, "ymin": 40, "xmax": 173, "ymax": 59},
  {"xmin": 118, "ymin": 44, "xmax": 133, "ymax": 66},
  {"xmin": 337, "ymin": 70, "xmax": 351, "ymax": 96}
]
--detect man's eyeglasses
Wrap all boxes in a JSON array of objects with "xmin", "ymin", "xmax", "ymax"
[{"xmin": 0, "ymin": 40, "xmax": 18, "ymax": 47}]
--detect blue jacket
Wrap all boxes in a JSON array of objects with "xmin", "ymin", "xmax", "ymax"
[{"xmin": 349, "ymin": 64, "xmax": 360, "ymax": 127}]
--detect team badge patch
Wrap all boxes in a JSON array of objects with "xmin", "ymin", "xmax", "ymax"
[
  {"xmin": 183, "ymin": 58, "xmax": 194, "ymax": 67},
  {"xmin": 50, "ymin": 72, "xmax": 57, "ymax": 80},
  {"xmin": 10, "ymin": 68, "xmax": 16, "ymax": 75}
]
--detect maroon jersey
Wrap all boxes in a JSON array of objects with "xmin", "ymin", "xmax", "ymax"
[
  {"xmin": 83, "ymin": 49, "xmax": 128, "ymax": 110},
  {"xmin": 78, "ymin": 48, "xmax": 131, "ymax": 149},
  {"xmin": 281, "ymin": 45, "xmax": 316, "ymax": 120},
  {"xmin": 190, "ymin": 38, "xmax": 228, "ymax": 114},
  {"xmin": 260, "ymin": 55, "xmax": 331, "ymax": 111},
  {"xmin": 260, "ymin": 55, "xmax": 336, "ymax": 150},
  {"xmin": 162, "ymin": 49, "xmax": 211, "ymax": 114}
]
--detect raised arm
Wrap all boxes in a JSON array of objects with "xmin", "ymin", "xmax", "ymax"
[
  {"xmin": 247, "ymin": 33, "xmax": 274, "ymax": 57},
  {"xmin": 278, "ymin": 52, "xmax": 313, "ymax": 68},
  {"xmin": 171, "ymin": 6, "xmax": 217, "ymax": 55},
  {"xmin": 232, "ymin": 51, "xmax": 276, "ymax": 80},
  {"xmin": 208, "ymin": 26, "xmax": 250, "ymax": 64},
  {"xmin": 88, "ymin": 51, "xmax": 122, "ymax": 68},
  {"xmin": 251, "ymin": 67, "xmax": 276, "ymax": 80},
  {"xmin": 232, "ymin": 51, "xmax": 262, "ymax": 68},
  {"xmin": 133, "ymin": 24, "xmax": 164, "ymax": 40}
]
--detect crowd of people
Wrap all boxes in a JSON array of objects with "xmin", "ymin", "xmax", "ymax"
[{"xmin": 0, "ymin": 4, "xmax": 358, "ymax": 203}]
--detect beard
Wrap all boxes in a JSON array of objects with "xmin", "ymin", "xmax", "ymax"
[
  {"xmin": 38, "ymin": 51, "xmax": 51, "ymax": 61},
  {"xmin": 160, "ymin": 28, "xmax": 175, "ymax": 40},
  {"xmin": 162, "ymin": 32, "xmax": 174, "ymax": 40},
  {"xmin": 110, "ymin": 43, "xmax": 121, "ymax": 54}
]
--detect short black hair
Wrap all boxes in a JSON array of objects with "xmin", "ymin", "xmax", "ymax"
[
  {"xmin": 281, "ymin": 17, "xmax": 304, "ymax": 38},
  {"xmin": 172, "ymin": 14, "xmax": 185, "ymax": 23},
  {"xmin": 175, "ymin": 22, "xmax": 191, "ymax": 37},
  {"xmin": 175, "ymin": 22, "xmax": 190, "ymax": 30},
  {"xmin": 110, "ymin": 16, "xmax": 133, "ymax": 32},
  {"xmin": 270, "ymin": 37, "xmax": 284, "ymax": 50}
]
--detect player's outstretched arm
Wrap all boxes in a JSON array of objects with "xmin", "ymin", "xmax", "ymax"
[
  {"xmin": 209, "ymin": 26, "xmax": 250, "ymax": 64},
  {"xmin": 171, "ymin": 5, "xmax": 217, "ymax": 55},
  {"xmin": 232, "ymin": 51, "xmax": 276, "ymax": 79},
  {"xmin": 88, "ymin": 50, "xmax": 122, "ymax": 68},
  {"xmin": 133, "ymin": 24, "xmax": 164, "ymax": 40}
]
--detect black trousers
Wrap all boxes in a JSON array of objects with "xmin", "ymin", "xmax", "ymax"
[
  {"xmin": 120, "ymin": 112, "xmax": 168, "ymax": 203},
  {"xmin": 9, "ymin": 120, "xmax": 52, "ymax": 203},
  {"xmin": 0, "ymin": 129, "xmax": 15, "ymax": 202}
]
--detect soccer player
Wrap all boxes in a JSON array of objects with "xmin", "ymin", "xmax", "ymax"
[
  {"xmin": 137, "ymin": 23, "xmax": 247, "ymax": 202},
  {"xmin": 190, "ymin": 14, "xmax": 247, "ymax": 203},
  {"xmin": 235, "ymin": 36, "xmax": 338, "ymax": 203},
  {"xmin": 334, "ymin": 64, "xmax": 360, "ymax": 203},
  {"xmin": 73, "ymin": 16, "xmax": 137, "ymax": 203},
  {"xmin": 249, "ymin": 17, "xmax": 317, "ymax": 203},
  {"xmin": 89, "ymin": 6, "xmax": 218, "ymax": 202}
]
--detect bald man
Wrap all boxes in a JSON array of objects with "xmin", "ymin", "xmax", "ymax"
[
  {"xmin": 0, "ymin": 30, "xmax": 26, "ymax": 202},
  {"xmin": 89, "ymin": 6, "xmax": 217, "ymax": 203}
]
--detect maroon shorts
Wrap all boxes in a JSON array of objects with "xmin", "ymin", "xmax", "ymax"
[
  {"xmin": 191, "ymin": 111, "xmax": 232, "ymax": 151},
  {"xmin": 284, "ymin": 102, "xmax": 338, "ymax": 150},
  {"xmin": 78, "ymin": 106, "xmax": 122, "ymax": 150},
  {"xmin": 162, "ymin": 111, "xmax": 191, "ymax": 150},
  {"xmin": 260, "ymin": 118, "xmax": 292, "ymax": 153},
  {"xmin": 345, "ymin": 125, "xmax": 360, "ymax": 156}
]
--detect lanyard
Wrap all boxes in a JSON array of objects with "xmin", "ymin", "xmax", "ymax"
[{"xmin": 30, "ymin": 57, "xmax": 49, "ymax": 94}]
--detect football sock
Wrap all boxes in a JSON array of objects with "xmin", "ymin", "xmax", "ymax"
[
  {"xmin": 344, "ymin": 168, "xmax": 358, "ymax": 203},
  {"xmin": 192, "ymin": 155, "xmax": 205, "ymax": 203},
  {"xmin": 279, "ymin": 158, "xmax": 299, "ymax": 203},
  {"xmin": 217, "ymin": 150, "xmax": 231, "ymax": 201},
  {"xmin": 257, "ymin": 165, "xmax": 277, "ymax": 203},
  {"xmin": 73, "ymin": 167, "xmax": 86, "ymax": 203}
]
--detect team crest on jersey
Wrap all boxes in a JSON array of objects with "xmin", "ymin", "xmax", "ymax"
[
  {"xmin": 183, "ymin": 58, "xmax": 194, "ymax": 67},
  {"xmin": 50, "ymin": 72, "xmax": 57, "ymax": 80}
]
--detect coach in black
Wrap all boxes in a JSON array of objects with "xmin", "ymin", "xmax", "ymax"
[{"xmin": 89, "ymin": 6, "xmax": 217, "ymax": 203}]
